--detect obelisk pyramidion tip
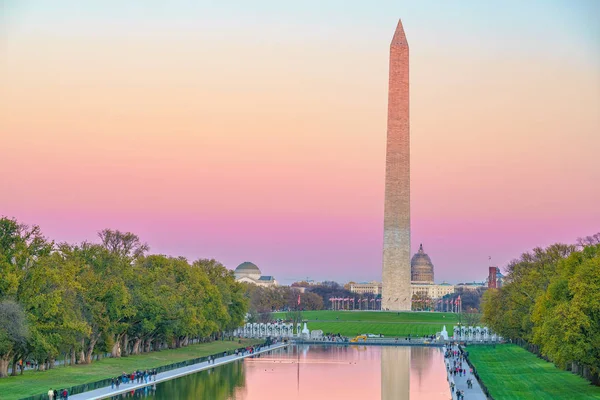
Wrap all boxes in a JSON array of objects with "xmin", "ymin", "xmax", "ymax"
[{"xmin": 391, "ymin": 19, "xmax": 408, "ymax": 47}]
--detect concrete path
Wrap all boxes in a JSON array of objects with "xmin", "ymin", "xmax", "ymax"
[
  {"xmin": 70, "ymin": 342, "xmax": 289, "ymax": 400},
  {"xmin": 444, "ymin": 345, "xmax": 487, "ymax": 400}
]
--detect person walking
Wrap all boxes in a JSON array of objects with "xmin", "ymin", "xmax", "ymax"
[
  {"xmin": 48, "ymin": 388, "xmax": 54, "ymax": 400},
  {"xmin": 111, "ymin": 378, "xmax": 115, "ymax": 389},
  {"xmin": 61, "ymin": 388, "xmax": 68, "ymax": 399}
]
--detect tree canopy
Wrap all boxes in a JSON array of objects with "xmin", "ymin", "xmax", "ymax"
[
  {"xmin": 481, "ymin": 238, "xmax": 600, "ymax": 384},
  {"xmin": 0, "ymin": 217, "xmax": 247, "ymax": 378}
]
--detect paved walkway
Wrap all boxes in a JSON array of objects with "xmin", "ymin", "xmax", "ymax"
[
  {"xmin": 444, "ymin": 345, "xmax": 487, "ymax": 400},
  {"xmin": 70, "ymin": 342, "xmax": 289, "ymax": 400}
]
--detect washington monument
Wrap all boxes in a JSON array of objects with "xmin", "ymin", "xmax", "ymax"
[{"xmin": 382, "ymin": 19, "xmax": 411, "ymax": 311}]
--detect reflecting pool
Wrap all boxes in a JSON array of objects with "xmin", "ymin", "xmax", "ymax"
[{"xmin": 110, "ymin": 345, "xmax": 450, "ymax": 400}]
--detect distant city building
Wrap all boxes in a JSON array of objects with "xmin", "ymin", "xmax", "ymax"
[
  {"xmin": 455, "ymin": 282, "xmax": 487, "ymax": 291},
  {"xmin": 349, "ymin": 280, "xmax": 453, "ymax": 300},
  {"xmin": 411, "ymin": 244, "xmax": 434, "ymax": 283},
  {"xmin": 411, "ymin": 282, "xmax": 455, "ymax": 299},
  {"xmin": 291, "ymin": 280, "xmax": 320, "ymax": 287},
  {"xmin": 234, "ymin": 262, "xmax": 277, "ymax": 287},
  {"xmin": 487, "ymin": 266, "xmax": 503, "ymax": 289},
  {"xmin": 349, "ymin": 281, "xmax": 383, "ymax": 295}
]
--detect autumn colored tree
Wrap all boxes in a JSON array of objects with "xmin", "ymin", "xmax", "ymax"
[
  {"xmin": 481, "ymin": 237, "xmax": 600, "ymax": 384},
  {"xmin": 0, "ymin": 217, "xmax": 251, "ymax": 378}
]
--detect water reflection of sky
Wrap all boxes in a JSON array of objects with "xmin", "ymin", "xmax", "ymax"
[{"xmin": 111, "ymin": 345, "xmax": 450, "ymax": 400}]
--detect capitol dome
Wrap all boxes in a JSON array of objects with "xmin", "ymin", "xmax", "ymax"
[
  {"xmin": 235, "ymin": 262, "xmax": 261, "ymax": 280},
  {"xmin": 411, "ymin": 244, "xmax": 434, "ymax": 283}
]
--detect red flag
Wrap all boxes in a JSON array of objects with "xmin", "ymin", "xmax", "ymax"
[{"xmin": 297, "ymin": 294, "xmax": 301, "ymax": 306}]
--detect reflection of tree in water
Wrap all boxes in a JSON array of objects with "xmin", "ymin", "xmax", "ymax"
[
  {"xmin": 410, "ymin": 347, "xmax": 435, "ymax": 386},
  {"xmin": 109, "ymin": 361, "xmax": 245, "ymax": 400}
]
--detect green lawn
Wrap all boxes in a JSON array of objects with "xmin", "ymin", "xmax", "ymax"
[
  {"xmin": 273, "ymin": 310, "xmax": 459, "ymax": 337},
  {"xmin": 468, "ymin": 345, "xmax": 600, "ymax": 400},
  {"xmin": 0, "ymin": 339, "xmax": 261, "ymax": 400}
]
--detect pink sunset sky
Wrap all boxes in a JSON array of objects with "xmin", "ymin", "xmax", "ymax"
[{"xmin": 1, "ymin": 1, "xmax": 599, "ymax": 284}]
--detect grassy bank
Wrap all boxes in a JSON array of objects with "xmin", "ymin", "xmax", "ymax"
[
  {"xmin": 273, "ymin": 310, "xmax": 458, "ymax": 337},
  {"xmin": 0, "ymin": 339, "xmax": 261, "ymax": 400},
  {"xmin": 468, "ymin": 345, "xmax": 600, "ymax": 399}
]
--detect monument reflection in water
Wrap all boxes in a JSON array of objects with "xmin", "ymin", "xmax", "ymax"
[{"xmin": 110, "ymin": 345, "xmax": 449, "ymax": 400}]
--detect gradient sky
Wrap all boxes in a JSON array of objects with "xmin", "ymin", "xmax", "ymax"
[{"xmin": 1, "ymin": 0, "xmax": 599, "ymax": 284}]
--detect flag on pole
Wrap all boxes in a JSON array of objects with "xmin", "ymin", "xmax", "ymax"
[{"xmin": 297, "ymin": 294, "xmax": 301, "ymax": 306}]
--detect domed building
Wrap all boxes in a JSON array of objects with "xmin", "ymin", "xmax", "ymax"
[
  {"xmin": 234, "ymin": 262, "xmax": 277, "ymax": 287},
  {"xmin": 411, "ymin": 244, "xmax": 434, "ymax": 283}
]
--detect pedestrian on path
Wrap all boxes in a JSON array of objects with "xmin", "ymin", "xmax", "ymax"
[{"xmin": 48, "ymin": 388, "xmax": 55, "ymax": 400}]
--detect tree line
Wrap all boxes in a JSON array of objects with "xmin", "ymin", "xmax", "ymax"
[
  {"xmin": 245, "ymin": 284, "xmax": 323, "ymax": 322},
  {"xmin": 0, "ymin": 217, "xmax": 248, "ymax": 378},
  {"xmin": 244, "ymin": 280, "xmax": 383, "ymax": 322},
  {"xmin": 481, "ymin": 234, "xmax": 600, "ymax": 384}
]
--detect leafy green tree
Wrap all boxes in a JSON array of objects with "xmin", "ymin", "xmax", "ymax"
[
  {"xmin": 482, "ymin": 238, "xmax": 600, "ymax": 384},
  {"xmin": 0, "ymin": 301, "xmax": 28, "ymax": 377},
  {"xmin": 0, "ymin": 218, "xmax": 252, "ymax": 377},
  {"xmin": 18, "ymin": 250, "xmax": 88, "ymax": 370},
  {"xmin": 531, "ymin": 244, "xmax": 600, "ymax": 379},
  {"xmin": 0, "ymin": 217, "xmax": 52, "ymax": 299}
]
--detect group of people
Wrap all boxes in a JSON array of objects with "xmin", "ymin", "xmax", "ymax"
[
  {"xmin": 112, "ymin": 369, "xmax": 157, "ymax": 388},
  {"xmin": 47, "ymin": 388, "xmax": 68, "ymax": 399},
  {"xmin": 444, "ymin": 345, "xmax": 475, "ymax": 399}
]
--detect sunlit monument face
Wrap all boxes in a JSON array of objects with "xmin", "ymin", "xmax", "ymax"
[{"xmin": 382, "ymin": 19, "xmax": 411, "ymax": 311}]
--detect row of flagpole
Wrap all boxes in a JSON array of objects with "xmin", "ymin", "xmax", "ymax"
[
  {"xmin": 326, "ymin": 295, "xmax": 463, "ymax": 312},
  {"xmin": 434, "ymin": 295, "xmax": 462, "ymax": 313},
  {"xmin": 328, "ymin": 297, "xmax": 382, "ymax": 310},
  {"xmin": 413, "ymin": 295, "xmax": 462, "ymax": 312}
]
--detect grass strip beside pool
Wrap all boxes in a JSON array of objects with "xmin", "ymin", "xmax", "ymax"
[
  {"xmin": 276, "ymin": 310, "xmax": 460, "ymax": 323},
  {"xmin": 0, "ymin": 339, "xmax": 262, "ymax": 400},
  {"xmin": 467, "ymin": 344, "xmax": 600, "ymax": 400},
  {"xmin": 273, "ymin": 310, "xmax": 459, "ymax": 337}
]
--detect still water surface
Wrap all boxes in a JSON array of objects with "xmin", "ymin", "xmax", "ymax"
[{"xmin": 111, "ymin": 345, "xmax": 450, "ymax": 400}]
